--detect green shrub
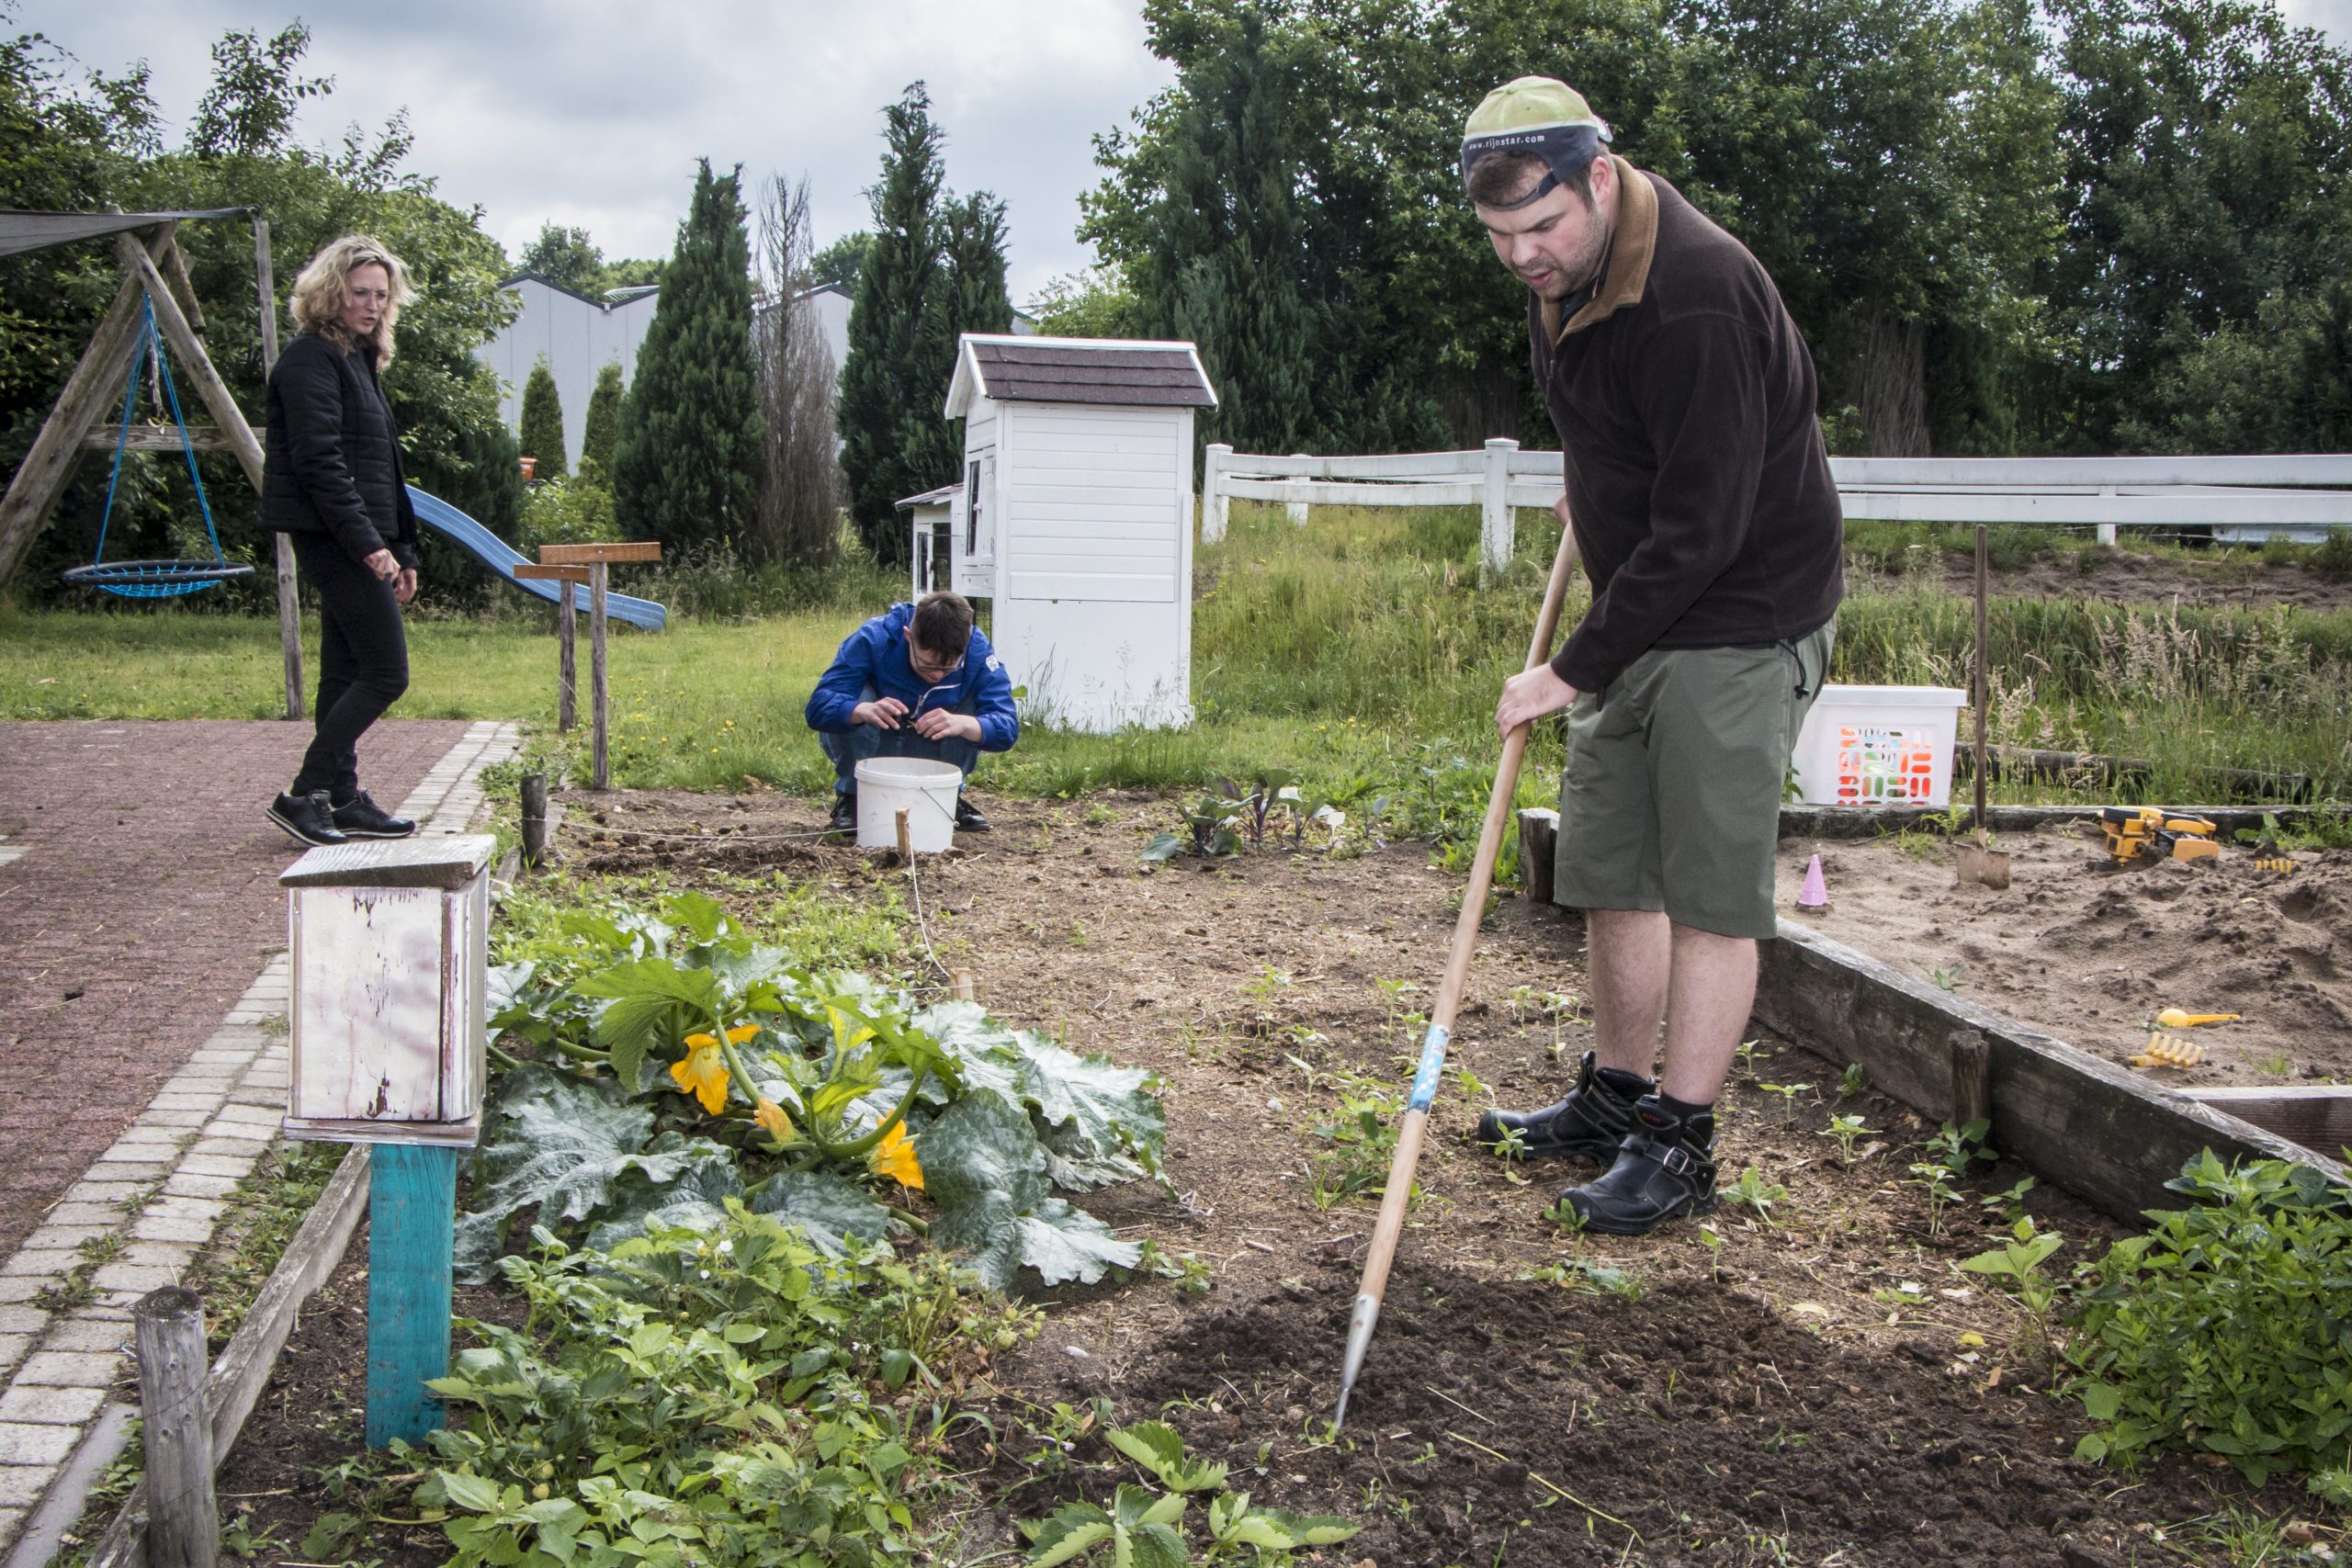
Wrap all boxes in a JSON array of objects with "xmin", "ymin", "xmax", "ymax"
[
  {"xmin": 514, "ymin": 476, "xmax": 618, "ymax": 559},
  {"xmin": 2312, "ymin": 527, "xmax": 2352, "ymax": 583},
  {"xmin": 2067, "ymin": 1152, "xmax": 2352, "ymax": 1495}
]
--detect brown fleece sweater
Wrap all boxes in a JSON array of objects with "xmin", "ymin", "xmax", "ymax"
[{"xmin": 1532, "ymin": 158, "xmax": 1844, "ymax": 694}]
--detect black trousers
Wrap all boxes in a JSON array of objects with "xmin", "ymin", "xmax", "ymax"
[{"xmin": 288, "ymin": 533, "xmax": 410, "ymax": 800}]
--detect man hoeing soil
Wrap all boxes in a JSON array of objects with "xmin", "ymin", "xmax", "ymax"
[{"xmin": 1467, "ymin": 77, "xmax": 1845, "ymax": 1235}]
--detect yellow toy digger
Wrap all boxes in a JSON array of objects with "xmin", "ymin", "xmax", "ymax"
[{"xmin": 2100, "ymin": 806, "xmax": 2221, "ymax": 864}]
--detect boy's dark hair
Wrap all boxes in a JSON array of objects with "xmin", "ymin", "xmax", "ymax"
[
  {"xmin": 1467, "ymin": 150, "xmax": 1595, "ymax": 209},
  {"xmin": 910, "ymin": 591, "xmax": 975, "ymax": 659}
]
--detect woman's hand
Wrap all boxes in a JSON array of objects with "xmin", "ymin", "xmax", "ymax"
[
  {"xmin": 364, "ymin": 548, "xmax": 401, "ymax": 584},
  {"xmin": 394, "ymin": 568, "xmax": 418, "ymax": 604}
]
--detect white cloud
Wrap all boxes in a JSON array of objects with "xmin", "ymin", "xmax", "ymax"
[{"xmin": 24, "ymin": 0, "xmax": 1175, "ymax": 305}]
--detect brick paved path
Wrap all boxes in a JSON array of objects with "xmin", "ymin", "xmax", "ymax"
[{"xmin": 0, "ymin": 720, "xmax": 471, "ymax": 1260}]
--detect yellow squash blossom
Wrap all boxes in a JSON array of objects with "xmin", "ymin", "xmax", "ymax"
[
  {"xmin": 672, "ymin": 1024, "xmax": 757, "ymax": 1115},
  {"xmin": 869, "ymin": 1121, "xmax": 923, "ymax": 1190},
  {"xmin": 754, "ymin": 1098, "xmax": 797, "ymax": 1146}
]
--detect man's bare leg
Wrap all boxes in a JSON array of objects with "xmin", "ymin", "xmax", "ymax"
[
  {"xmin": 1657, "ymin": 923, "xmax": 1758, "ymax": 1104},
  {"xmin": 1585, "ymin": 907, "xmax": 1670, "ymax": 1077}
]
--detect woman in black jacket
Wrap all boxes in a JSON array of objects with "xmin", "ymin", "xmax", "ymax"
[{"xmin": 262, "ymin": 234, "xmax": 422, "ymax": 846}]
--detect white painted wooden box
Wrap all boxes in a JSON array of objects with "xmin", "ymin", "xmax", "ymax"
[{"xmin": 279, "ymin": 835, "xmax": 493, "ymax": 1147}]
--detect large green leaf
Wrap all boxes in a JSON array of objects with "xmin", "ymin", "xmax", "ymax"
[
  {"xmin": 1105, "ymin": 1421, "xmax": 1227, "ymax": 1493},
  {"xmin": 573, "ymin": 957, "xmax": 727, "ymax": 1091},
  {"xmin": 453, "ymin": 1067, "xmax": 723, "ymax": 1279},
  {"xmin": 1023, "ymin": 1501, "xmax": 1112, "ymax": 1567},
  {"xmin": 747, "ymin": 1169, "xmax": 892, "ymax": 1257},
  {"xmin": 924, "ymin": 1089, "xmax": 1139, "ymax": 1290},
  {"xmin": 583, "ymin": 1142, "xmax": 744, "ymax": 1250},
  {"xmin": 914, "ymin": 1002, "xmax": 1166, "ymax": 1190},
  {"xmin": 1018, "ymin": 1037, "xmax": 1166, "ymax": 1190}
]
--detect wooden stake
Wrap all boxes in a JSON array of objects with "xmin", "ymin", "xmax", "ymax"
[
  {"xmin": 559, "ymin": 584, "xmax": 578, "ymax": 731},
  {"xmin": 520, "ymin": 773, "xmax": 548, "ymax": 868},
  {"xmin": 1516, "ymin": 807, "xmax": 1559, "ymax": 906},
  {"xmin": 134, "ymin": 1286, "xmax": 219, "ymax": 1568},
  {"xmin": 1951, "ymin": 1032, "xmax": 1992, "ymax": 1129},
  {"xmin": 895, "ymin": 805, "xmax": 912, "ymax": 865},
  {"xmin": 950, "ymin": 969, "xmax": 977, "ymax": 1002},
  {"xmin": 1335, "ymin": 516, "xmax": 1582, "ymax": 1429},
  {"xmin": 366, "ymin": 1143, "xmax": 458, "ymax": 1448},
  {"xmin": 0, "ymin": 225, "xmax": 176, "ymax": 587},
  {"xmin": 590, "ymin": 560, "xmax": 610, "ymax": 789},
  {"xmin": 254, "ymin": 215, "xmax": 304, "ymax": 721}
]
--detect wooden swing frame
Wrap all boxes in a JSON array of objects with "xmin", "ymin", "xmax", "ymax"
[{"xmin": 0, "ymin": 212, "xmax": 306, "ymax": 717}]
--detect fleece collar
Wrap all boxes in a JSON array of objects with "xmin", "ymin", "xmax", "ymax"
[{"xmin": 1538, "ymin": 156, "xmax": 1657, "ymax": 344}]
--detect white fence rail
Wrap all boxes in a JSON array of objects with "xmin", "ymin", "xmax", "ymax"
[{"xmin": 1200, "ymin": 445, "xmax": 2352, "ymax": 576}]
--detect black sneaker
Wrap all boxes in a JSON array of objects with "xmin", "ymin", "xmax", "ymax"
[
  {"xmin": 828, "ymin": 791, "xmax": 858, "ymax": 836},
  {"xmin": 954, "ymin": 795, "xmax": 991, "ymax": 832},
  {"xmin": 332, "ymin": 790, "xmax": 415, "ymax": 839},
  {"xmin": 1558, "ymin": 1097, "xmax": 1718, "ymax": 1237},
  {"xmin": 267, "ymin": 790, "xmax": 348, "ymax": 848},
  {"xmin": 1475, "ymin": 1051, "xmax": 1652, "ymax": 1163}
]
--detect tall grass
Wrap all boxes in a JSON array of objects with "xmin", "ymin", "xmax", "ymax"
[{"xmin": 4, "ymin": 500, "xmax": 2346, "ymax": 805}]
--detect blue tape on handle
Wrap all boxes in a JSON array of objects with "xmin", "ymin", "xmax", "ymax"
[{"xmin": 1407, "ymin": 1023, "xmax": 1451, "ymax": 1111}]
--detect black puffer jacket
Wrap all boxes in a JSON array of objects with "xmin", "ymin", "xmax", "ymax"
[{"xmin": 261, "ymin": 333, "xmax": 420, "ymax": 569}]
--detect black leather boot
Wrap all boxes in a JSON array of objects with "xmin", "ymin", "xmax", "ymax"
[
  {"xmin": 1559, "ymin": 1096, "xmax": 1718, "ymax": 1236},
  {"xmin": 266, "ymin": 790, "xmax": 348, "ymax": 848},
  {"xmin": 1474, "ymin": 1051, "xmax": 1654, "ymax": 1163},
  {"xmin": 331, "ymin": 790, "xmax": 415, "ymax": 839},
  {"xmin": 954, "ymin": 794, "xmax": 991, "ymax": 831},
  {"xmin": 828, "ymin": 791, "xmax": 858, "ymax": 836}
]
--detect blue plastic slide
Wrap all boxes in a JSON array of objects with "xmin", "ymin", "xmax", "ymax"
[{"xmin": 406, "ymin": 486, "xmax": 668, "ymax": 631}]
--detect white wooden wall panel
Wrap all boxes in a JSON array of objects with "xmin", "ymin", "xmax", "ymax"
[{"xmin": 290, "ymin": 886, "xmax": 447, "ymax": 1123}]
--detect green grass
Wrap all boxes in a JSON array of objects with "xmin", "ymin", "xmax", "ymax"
[{"xmin": 5, "ymin": 502, "xmax": 2347, "ymax": 807}]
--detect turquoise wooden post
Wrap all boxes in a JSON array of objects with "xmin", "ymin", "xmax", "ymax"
[{"xmin": 366, "ymin": 1143, "xmax": 460, "ymax": 1447}]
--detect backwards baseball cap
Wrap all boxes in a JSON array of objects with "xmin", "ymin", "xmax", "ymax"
[{"xmin": 1461, "ymin": 76, "xmax": 1613, "ymax": 209}]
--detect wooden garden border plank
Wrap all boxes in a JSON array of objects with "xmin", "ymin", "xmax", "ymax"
[
  {"xmin": 82, "ymin": 1145, "xmax": 372, "ymax": 1568},
  {"xmin": 1752, "ymin": 920, "xmax": 2348, "ymax": 1222}
]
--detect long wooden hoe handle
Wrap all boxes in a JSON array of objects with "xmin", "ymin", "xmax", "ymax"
[{"xmin": 1333, "ymin": 513, "xmax": 1583, "ymax": 1429}]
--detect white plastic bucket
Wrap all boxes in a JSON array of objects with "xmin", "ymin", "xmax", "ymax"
[
  {"xmin": 854, "ymin": 757, "xmax": 962, "ymax": 851},
  {"xmin": 1790, "ymin": 683, "xmax": 1969, "ymax": 808}
]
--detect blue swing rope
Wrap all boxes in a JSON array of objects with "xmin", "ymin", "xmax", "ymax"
[{"xmin": 65, "ymin": 297, "xmax": 253, "ymax": 598}]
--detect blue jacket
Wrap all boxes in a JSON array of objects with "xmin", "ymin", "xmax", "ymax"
[{"xmin": 804, "ymin": 603, "xmax": 1020, "ymax": 751}]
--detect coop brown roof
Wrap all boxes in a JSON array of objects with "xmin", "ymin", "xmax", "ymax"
[{"xmin": 968, "ymin": 340, "xmax": 1216, "ymax": 408}]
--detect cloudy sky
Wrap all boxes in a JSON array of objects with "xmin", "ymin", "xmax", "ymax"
[
  {"xmin": 22, "ymin": 0, "xmax": 2352, "ymax": 308},
  {"xmin": 24, "ymin": 0, "xmax": 1178, "ymax": 308}
]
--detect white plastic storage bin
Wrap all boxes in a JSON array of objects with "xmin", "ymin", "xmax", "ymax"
[{"xmin": 1791, "ymin": 684, "xmax": 1969, "ymax": 807}]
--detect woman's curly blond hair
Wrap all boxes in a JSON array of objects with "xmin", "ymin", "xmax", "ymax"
[{"xmin": 287, "ymin": 233, "xmax": 413, "ymax": 367}]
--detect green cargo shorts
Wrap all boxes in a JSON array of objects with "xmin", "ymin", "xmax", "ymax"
[{"xmin": 1553, "ymin": 619, "xmax": 1835, "ymax": 940}]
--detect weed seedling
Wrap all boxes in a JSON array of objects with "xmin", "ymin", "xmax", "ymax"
[
  {"xmin": 1823, "ymin": 1112, "xmax": 1875, "ymax": 1166},
  {"xmin": 1929, "ymin": 964, "xmax": 1965, "ymax": 992},
  {"xmin": 1721, "ymin": 1166, "xmax": 1789, "ymax": 1224},
  {"xmin": 1733, "ymin": 1037, "xmax": 1763, "ymax": 1079},
  {"xmin": 1838, "ymin": 1063, "xmax": 1866, "ymax": 1099},
  {"xmin": 1697, "ymin": 1224, "xmax": 1725, "ymax": 1282},
  {"xmin": 1757, "ymin": 1080, "xmax": 1814, "ymax": 1125}
]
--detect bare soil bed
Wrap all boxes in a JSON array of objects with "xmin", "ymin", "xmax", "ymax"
[
  {"xmin": 1776, "ymin": 823, "xmax": 2352, "ymax": 1088},
  {"xmin": 205, "ymin": 789, "xmax": 2338, "ymax": 1567}
]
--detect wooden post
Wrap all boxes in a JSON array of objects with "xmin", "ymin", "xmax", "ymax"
[
  {"xmin": 254, "ymin": 215, "xmax": 304, "ymax": 720},
  {"xmin": 536, "ymin": 544, "xmax": 660, "ymax": 790},
  {"xmin": 520, "ymin": 773, "xmax": 548, "ymax": 868},
  {"xmin": 366, "ymin": 1142, "xmax": 459, "ymax": 1448},
  {"xmin": 1202, "ymin": 443, "xmax": 1232, "ymax": 543},
  {"xmin": 590, "ymin": 560, "xmax": 609, "ymax": 788},
  {"xmin": 950, "ymin": 969, "xmax": 977, "ymax": 1002},
  {"xmin": 0, "ymin": 225, "xmax": 177, "ymax": 588},
  {"xmin": 134, "ymin": 1286, "xmax": 219, "ymax": 1568},
  {"xmin": 514, "ymin": 563, "xmax": 588, "ymax": 730},
  {"xmin": 1481, "ymin": 437, "xmax": 1519, "ymax": 581},
  {"xmin": 559, "ymin": 584, "xmax": 578, "ymax": 731},
  {"xmin": 1516, "ymin": 807, "xmax": 1558, "ymax": 905},
  {"xmin": 895, "ymin": 806, "xmax": 912, "ymax": 866},
  {"xmin": 117, "ymin": 236, "xmax": 265, "ymax": 489}
]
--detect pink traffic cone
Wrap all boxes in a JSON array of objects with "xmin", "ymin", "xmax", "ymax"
[{"xmin": 1797, "ymin": 852, "xmax": 1829, "ymax": 912}]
